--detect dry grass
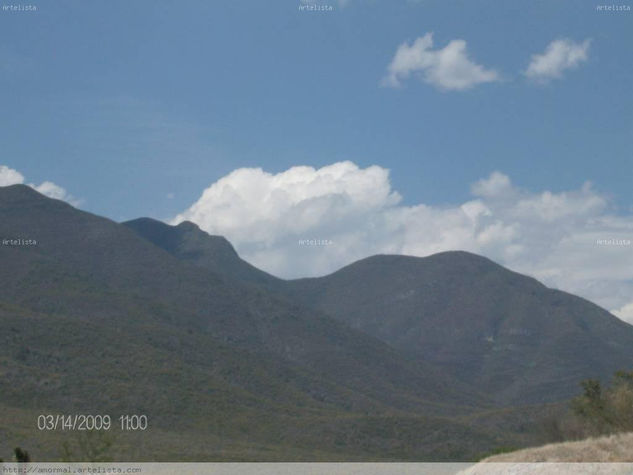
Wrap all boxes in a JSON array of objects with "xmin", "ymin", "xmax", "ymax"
[{"xmin": 461, "ymin": 432, "xmax": 633, "ymax": 475}]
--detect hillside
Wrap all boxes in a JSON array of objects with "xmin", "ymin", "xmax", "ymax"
[
  {"xmin": 122, "ymin": 217, "xmax": 281, "ymax": 289},
  {"xmin": 123, "ymin": 216, "xmax": 633, "ymax": 407},
  {"xmin": 282, "ymin": 253, "xmax": 633, "ymax": 405},
  {"xmin": 1, "ymin": 184, "xmax": 505, "ymax": 461},
  {"xmin": 1, "ymin": 185, "xmax": 490, "ymax": 410},
  {"xmin": 5, "ymin": 184, "xmax": 631, "ymax": 460}
]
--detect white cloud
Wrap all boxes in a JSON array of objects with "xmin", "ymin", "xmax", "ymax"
[
  {"xmin": 32, "ymin": 181, "xmax": 80, "ymax": 205},
  {"xmin": 382, "ymin": 33, "xmax": 499, "ymax": 91},
  {"xmin": 0, "ymin": 165, "xmax": 25, "ymax": 186},
  {"xmin": 174, "ymin": 162, "xmax": 633, "ymax": 323},
  {"xmin": 0, "ymin": 164, "xmax": 80, "ymax": 206},
  {"xmin": 174, "ymin": 161, "xmax": 399, "ymax": 250},
  {"xmin": 471, "ymin": 171, "xmax": 513, "ymax": 198},
  {"xmin": 613, "ymin": 302, "xmax": 633, "ymax": 325},
  {"xmin": 525, "ymin": 38, "xmax": 591, "ymax": 83}
]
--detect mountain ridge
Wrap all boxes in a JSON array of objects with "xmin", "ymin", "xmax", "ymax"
[
  {"xmin": 1, "ymin": 184, "xmax": 513, "ymax": 461},
  {"xmin": 3, "ymin": 183, "xmax": 631, "ymax": 460},
  {"xmin": 120, "ymin": 209, "xmax": 633, "ymax": 406},
  {"xmin": 122, "ymin": 217, "xmax": 281, "ymax": 288}
]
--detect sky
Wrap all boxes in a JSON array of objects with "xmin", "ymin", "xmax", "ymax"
[{"xmin": 1, "ymin": 0, "xmax": 632, "ymax": 321}]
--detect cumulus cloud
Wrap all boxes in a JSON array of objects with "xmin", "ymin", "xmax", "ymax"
[
  {"xmin": 0, "ymin": 164, "xmax": 80, "ymax": 206},
  {"xmin": 0, "ymin": 165, "xmax": 25, "ymax": 186},
  {"xmin": 525, "ymin": 38, "xmax": 591, "ymax": 83},
  {"xmin": 174, "ymin": 161, "xmax": 399, "ymax": 252},
  {"xmin": 174, "ymin": 162, "xmax": 633, "ymax": 323},
  {"xmin": 382, "ymin": 33, "xmax": 499, "ymax": 91}
]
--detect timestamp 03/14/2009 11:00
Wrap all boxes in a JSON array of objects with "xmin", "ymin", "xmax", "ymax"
[{"xmin": 37, "ymin": 414, "xmax": 148, "ymax": 432}]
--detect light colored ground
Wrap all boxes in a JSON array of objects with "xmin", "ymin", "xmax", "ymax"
[{"xmin": 461, "ymin": 432, "xmax": 633, "ymax": 474}]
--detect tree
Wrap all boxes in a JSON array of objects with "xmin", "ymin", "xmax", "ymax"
[{"xmin": 569, "ymin": 370, "xmax": 633, "ymax": 436}]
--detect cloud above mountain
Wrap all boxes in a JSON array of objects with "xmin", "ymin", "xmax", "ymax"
[
  {"xmin": 0, "ymin": 165, "xmax": 80, "ymax": 206},
  {"xmin": 382, "ymin": 33, "xmax": 499, "ymax": 90},
  {"xmin": 174, "ymin": 162, "xmax": 633, "ymax": 323},
  {"xmin": 0, "ymin": 165, "xmax": 25, "ymax": 186}
]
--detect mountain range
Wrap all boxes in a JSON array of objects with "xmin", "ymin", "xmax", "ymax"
[
  {"xmin": 124, "ymin": 214, "xmax": 633, "ymax": 406},
  {"xmin": 1, "ymin": 184, "xmax": 632, "ymax": 461}
]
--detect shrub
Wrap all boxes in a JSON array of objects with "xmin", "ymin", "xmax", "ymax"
[
  {"xmin": 569, "ymin": 370, "xmax": 633, "ymax": 436},
  {"xmin": 14, "ymin": 447, "xmax": 30, "ymax": 463}
]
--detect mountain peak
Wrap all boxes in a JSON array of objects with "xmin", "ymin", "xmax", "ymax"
[
  {"xmin": 1, "ymin": 184, "xmax": 48, "ymax": 202},
  {"xmin": 176, "ymin": 220, "xmax": 200, "ymax": 231},
  {"xmin": 329, "ymin": 249, "xmax": 509, "ymax": 282},
  {"xmin": 123, "ymin": 217, "xmax": 280, "ymax": 287},
  {"xmin": 0, "ymin": 184, "xmax": 73, "ymax": 215},
  {"xmin": 283, "ymin": 248, "xmax": 633, "ymax": 405}
]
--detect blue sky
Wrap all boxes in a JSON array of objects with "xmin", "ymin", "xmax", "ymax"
[
  {"xmin": 1, "ymin": 0, "xmax": 631, "ymax": 218},
  {"xmin": 1, "ymin": 0, "xmax": 632, "ymax": 318}
]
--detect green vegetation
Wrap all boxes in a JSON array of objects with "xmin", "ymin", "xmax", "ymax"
[
  {"xmin": 281, "ymin": 253, "xmax": 633, "ymax": 407},
  {"xmin": 2, "ymin": 185, "xmax": 633, "ymax": 462},
  {"xmin": 541, "ymin": 369, "xmax": 633, "ymax": 442},
  {"xmin": 570, "ymin": 370, "xmax": 633, "ymax": 434},
  {"xmin": 126, "ymin": 215, "xmax": 633, "ymax": 408}
]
